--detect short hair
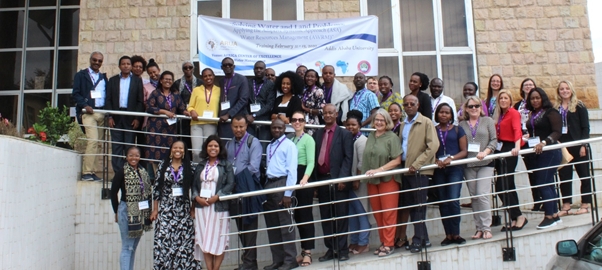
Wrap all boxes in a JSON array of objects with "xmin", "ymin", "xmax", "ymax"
[
  {"xmin": 90, "ymin": 51, "xmax": 103, "ymax": 59},
  {"xmin": 200, "ymin": 68, "xmax": 214, "ymax": 76},
  {"xmin": 118, "ymin": 55, "xmax": 131, "ymax": 65},
  {"xmin": 461, "ymin": 96, "xmax": 485, "ymax": 120},
  {"xmin": 125, "ymin": 145, "xmax": 140, "ymax": 156},
  {"xmin": 181, "ymin": 61, "xmax": 194, "ymax": 69},
  {"xmin": 370, "ymin": 108, "xmax": 394, "ymax": 131},
  {"xmin": 296, "ymin": 65, "xmax": 307, "ymax": 72},
  {"xmin": 304, "ymin": 69, "xmax": 322, "ymax": 88},
  {"xmin": 465, "ymin": 82, "xmax": 478, "ymax": 92},
  {"xmin": 254, "ymin": 61, "xmax": 266, "ymax": 68},
  {"xmin": 411, "ymin": 72, "xmax": 429, "ymax": 91},
  {"xmin": 346, "ymin": 110, "xmax": 363, "ymax": 124},
  {"xmin": 131, "ymin": 55, "xmax": 147, "ymax": 71},
  {"xmin": 158, "ymin": 71, "xmax": 175, "ymax": 92},
  {"xmin": 526, "ymin": 87, "xmax": 553, "ymax": 111},
  {"xmin": 378, "ymin": 75, "xmax": 394, "ymax": 88},
  {"xmin": 221, "ymin": 57, "xmax": 234, "ymax": 64},
  {"xmin": 274, "ymin": 71, "xmax": 304, "ymax": 95},
  {"xmin": 231, "ymin": 114, "xmax": 248, "ymax": 124},
  {"xmin": 434, "ymin": 103, "xmax": 455, "ymax": 124},
  {"xmin": 519, "ymin": 78, "xmax": 536, "ymax": 99},
  {"xmin": 200, "ymin": 135, "xmax": 227, "ymax": 160},
  {"xmin": 388, "ymin": 102, "xmax": 402, "ymax": 112},
  {"xmin": 147, "ymin": 58, "xmax": 159, "ymax": 70}
]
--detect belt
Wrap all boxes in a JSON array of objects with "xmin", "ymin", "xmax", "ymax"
[
  {"xmin": 93, "ymin": 106, "xmax": 104, "ymax": 109},
  {"xmin": 267, "ymin": 176, "xmax": 287, "ymax": 182},
  {"xmin": 119, "ymin": 108, "xmax": 128, "ymax": 110}
]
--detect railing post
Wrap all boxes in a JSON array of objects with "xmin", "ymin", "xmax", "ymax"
[
  {"xmin": 587, "ymin": 144, "xmax": 599, "ymax": 225},
  {"xmin": 498, "ymin": 157, "xmax": 516, "ymax": 261},
  {"xmin": 416, "ymin": 171, "xmax": 431, "ymax": 270},
  {"xmin": 100, "ymin": 121, "xmax": 111, "ymax": 200}
]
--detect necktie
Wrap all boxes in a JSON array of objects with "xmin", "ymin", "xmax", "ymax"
[{"xmin": 318, "ymin": 129, "xmax": 329, "ymax": 165}]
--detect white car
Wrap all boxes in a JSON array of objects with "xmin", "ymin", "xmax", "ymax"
[{"xmin": 547, "ymin": 222, "xmax": 602, "ymax": 269}]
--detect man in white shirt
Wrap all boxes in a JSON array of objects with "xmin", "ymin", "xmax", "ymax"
[{"xmin": 430, "ymin": 78, "xmax": 457, "ymax": 125}]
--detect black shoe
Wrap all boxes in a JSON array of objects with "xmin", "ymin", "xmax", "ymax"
[
  {"xmin": 318, "ymin": 250, "xmax": 336, "ymax": 262},
  {"xmin": 441, "ymin": 238, "xmax": 453, "ymax": 246},
  {"xmin": 277, "ymin": 263, "xmax": 298, "ymax": 270},
  {"xmin": 453, "ymin": 236, "xmax": 466, "ymax": 245},
  {"xmin": 554, "ymin": 215, "xmax": 563, "ymax": 224},
  {"xmin": 536, "ymin": 217, "xmax": 557, "ymax": 230},
  {"xmin": 511, "ymin": 218, "xmax": 528, "ymax": 231},
  {"xmin": 263, "ymin": 262, "xmax": 283, "ymax": 270},
  {"xmin": 338, "ymin": 254, "xmax": 350, "ymax": 261},
  {"xmin": 424, "ymin": 241, "xmax": 432, "ymax": 248},
  {"xmin": 410, "ymin": 243, "xmax": 422, "ymax": 253}
]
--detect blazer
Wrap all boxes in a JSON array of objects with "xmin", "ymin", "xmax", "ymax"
[
  {"xmin": 192, "ymin": 159, "xmax": 235, "ymax": 212},
  {"xmin": 312, "ymin": 126, "xmax": 354, "ymax": 189},
  {"xmin": 219, "ymin": 73, "xmax": 250, "ymax": 117},
  {"xmin": 248, "ymin": 77, "xmax": 276, "ymax": 120},
  {"xmin": 105, "ymin": 73, "xmax": 144, "ymax": 124},
  {"xmin": 561, "ymin": 102, "xmax": 590, "ymax": 142},
  {"xmin": 71, "ymin": 68, "xmax": 108, "ymax": 116},
  {"xmin": 398, "ymin": 113, "xmax": 439, "ymax": 176}
]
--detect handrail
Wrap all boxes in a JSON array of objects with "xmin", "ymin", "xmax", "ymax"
[{"xmin": 219, "ymin": 136, "xmax": 602, "ymax": 201}]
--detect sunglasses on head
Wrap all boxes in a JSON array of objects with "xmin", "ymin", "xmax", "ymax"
[
  {"xmin": 467, "ymin": 104, "xmax": 481, "ymax": 109},
  {"xmin": 291, "ymin": 118, "xmax": 305, "ymax": 123},
  {"xmin": 183, "ymin": 66, "xmax": 193, "ymax": 70}
]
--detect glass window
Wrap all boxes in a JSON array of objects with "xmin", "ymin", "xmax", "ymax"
[
  {"xmin": 57, "ymin": 93, "xmax": 74, "ymax": 110},
  {"xmin": 441, "ymin": 54, "xmax": 474, "ymax": 103},
  {"xmin": 25, "ymin": 50, "xmax": 54, "ymax": 90},
  {"xmin": 0, "ymin": 0, "xmax": 25, "ymax": 8},
  {"xmin": 29, "ymin": 0, "xmax": 56, "ymax": 6},
  {"xmin": 378, "ymin": 57, "xmax": 400, "ymax": 93},
  {"xmin": 400, "ymin": 0, "xmax": 435, "ymax": 51},
  {"xmin": 403, "ymin": 55, "xmax": 437, "ymax": 89},
  {"xmin": 272, "ymin": 0, "xmax": 296, "ymax": 20},
  {"xmin": 0, "ymin": 52, "xmax": 22, "ymax": 91},
  {"xmin": 0, "ymin": 95, "xmax": 18, "ymax": 124},
  {"xmin": 368, "ymin": 0, "xmax": 394, "ymax": 48},
  {"xmin": 23, "ymin": 92, "xmax": 52, "ymax": 129},
  {"xmin": 57, "ymin": 50, "xmax": 77, "ymax": 89},
  {"xmin": 441, "ymin": 0, "xmax": 468, "ymax": 47},
  {"xmin": 60, "ymin": 0, "xmax": 80, "ymax": 5},
  {"xmin": 59, "ymin": 9, "xmax": 79, "ymax": 46},
  {"xmin": 27, "ymin": 10, "xmax": 56, "ymax": 47},
  {"xmin": 231, "ymin": 0, "xmax": 262, "ymax": 20},
  {"xmin": 0, "ymin": 11, "xmax": 25, "ymax": 49},
  {"xmin": 198, "ymin": 0, "xmax": 222, "ymax": 17}
]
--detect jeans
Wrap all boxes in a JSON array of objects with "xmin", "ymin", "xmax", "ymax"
[
  {"xmin": 348, "ymin": 190, "xmax": 370, "ymax": 246},
  {"xmin": 433, "ymin": 166, "xmax": 463, "ymax": 235},
  {"xmin": 531, "ymin": 149, "xmax": 562, "ymax": 215},
  {"xmin": 118, "ymin": 201, "xmax": 141, "ymax": 270}
]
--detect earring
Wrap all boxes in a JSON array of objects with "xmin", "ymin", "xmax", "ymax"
[{"xmin": 169, "ymin": 153, "xmax": 173, "ymax": 159}]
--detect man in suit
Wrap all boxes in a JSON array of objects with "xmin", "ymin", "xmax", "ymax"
[
  {"xmin": 312, "ymin": 103, "xmax": 354, "ymax": 262},
  {"xmin": 72, "ymin": 51, "xmax": 109, "ymax": 181},
  {"xmin": 218, "ymin": 57, "xmax": 249, "ymax": 138},
  {"xmin": 247, "ymin": 61, "xmax": 275, "ymax": 149},
  {"xmin": 105, "ymin": 55, "xmax": 144, "ymax": 173}
]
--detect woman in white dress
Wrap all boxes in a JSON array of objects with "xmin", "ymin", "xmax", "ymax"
[{"xmin": 192, "ymin": 134, "xmax": 235, "ymax": 270}]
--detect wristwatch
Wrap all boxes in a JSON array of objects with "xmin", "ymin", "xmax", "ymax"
[{"xmin": 450, "ymin": 155, "xmax": 454, "ymax": 160}]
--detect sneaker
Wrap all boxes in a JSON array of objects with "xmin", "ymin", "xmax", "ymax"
[
  {"xmin": 554, "ymin": 215, "xmax": 562, "ymax": 224},
  {"xmin": 536, "ymin": 217, "xmax": 557, "ymax": 230},
  {"xmin": 441, "ymin": 238, "xmax": 453, "ymax": 246},
  {"xmin": 81, "ymin": 174, "xmax": 94, "ymax": 181},
  {"xmin": 90, "ymin": 173, "xmax": 103, "ymax": 181},
  {"xmin": 453, "ymin": 236, "xmax": 466, "ymax": 245}
]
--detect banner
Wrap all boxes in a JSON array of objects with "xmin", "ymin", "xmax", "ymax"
[{"xmin": 197, "ymin": 15, "xmax": 378, "ymax": 76}]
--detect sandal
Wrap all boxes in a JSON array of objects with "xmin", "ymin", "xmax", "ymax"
[
  {"xmin": 300, "ymin": 251, "xmax": 312, "ymax": 267},
  {"xmin": 378, "ymin": 246, "xmax": 395, "ymax": 257},
  {"xmin": 373, "ymin": 244, "xmax": 385, "ymax": 255},
  {"xmin": 575, "ymin": 204, "xmax": 591, "ymax": 215},
  {"xmin": 348, "ymin": 244, "xmax": 357, "ymax": 253},
  {"xmin": 557, "ymin": 209, "xmax": 572, "ymax": 217},
  {"xmin": 352, "ymin": 244, "xmax": 369, "ymax": 254},
  {"xmin": 472, "ymin": 231, "xmax": 483, "ymax": 239},
  {"xmin": 394, "ymin": 237, "xmax": 410, "ymax": 249}
]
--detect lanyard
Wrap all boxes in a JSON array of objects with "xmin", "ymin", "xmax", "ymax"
[
  {"xmin": 302, "ymin": 86, "xmax": 315, "ymax": 103},
  {"xmin": 224, "ymin": 73, "xmax": 235, "ymax": 100},
  {"xmin": 381, "ymin": 91, "xmax": 392, "ymax": 103},
  {"xmin": 353, "ymin": 132, "xmax": 361, "ymax": 141},
  {"xmin": 438, "ymin": 123, "xmax": 450, "ymax": 155},
  {"xmin": 530, "ymin": 109, "xmax": 544, "ymax": 136},
  {"xmin": 469, "ymin": 118, "xmax": 479, "ymax": 140},
  {"xmin": 496, "ymin": 111, "xmax": 506, "ymax": 137},
  {"xmin": 489, "ymin": 98, "xmax": 496, "ymax": 115},
  {"xmin": 324, "ymin": 85, "xmax": 333, "ymax": 103},
  {"xmin": 184, "ymin": 82, "xmax": 192, "ymax": 93},
  {"xmin": 559, "ymin": 106, "xmax": 568, "ymax": 126},
  {"xmin": 352, "ymin": 89, "xmax": 366, "ymax": 109},
  {"xmin": 291, "ymin": 133, "xmax": 305, "ymax": 145},
  {"xmin": 432, "ymin": 96, "xmax": 441, "ymax": 113},
  {"xmin": 205, "ymin": 86, "xmax": 213, "ymax": 106},
  {"xmin": 164, "ymin": 93, "xmax": 173, "ymax": 109},
  {"xmin": 204, "ymin": 159, "xmax": 219, "ymax": 180},
  {"xmin": 170, "ymin": 165, "xmax": 183, "ymax": 184},
  {"xmin": 267, "ymin": 137, "xmax": 285, "ymax": 164},
  {"xmin": 136, "ymin": 169, "xmax": 145, "ymax": 197},
  {"xmin": 252, "ymin": 80, "xmax": 263, "ymax": 98},
  {"xmin": 233, "ymin": 133, "xmax": 249, "ymax": 160},
  {"xmin": 88, "ymin": 70, "xmax": 103, "ymax": 89},
  {"xmin": 150, "ymin": 80, "xmax": 158, "ymax": 88},
  {"xmin": 393, "ymin": 121, "xmax": 401, "ymax": 132}
]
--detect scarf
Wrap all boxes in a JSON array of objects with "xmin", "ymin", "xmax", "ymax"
[
  {"xmin": 124, "ymin": 163, "xmax": 153, "ymax": 238},
  {"xmin": 178, "ymin": 76, "xmax": 198, "ymax": 94}
]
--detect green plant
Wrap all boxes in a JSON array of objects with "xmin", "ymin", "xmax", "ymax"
[
  {"xmin": 67, "ymin": 121, "xmax": 87, "ymax": 153},
  {"xmin": 27, "ymin": 102, "xmax": 72, "ymax": 145}
]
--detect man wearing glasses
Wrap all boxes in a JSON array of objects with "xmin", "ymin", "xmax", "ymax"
[
  {"xmin": 265, "ymin": 68, "xmax": 277, "ymax": 83},
  {"xmin": 218, "ymin": 57, "xmax": 250, "ymax": 138},
  {"xmin": 398, "ymin": 94, "xmax": 439, "ymax": 253}
]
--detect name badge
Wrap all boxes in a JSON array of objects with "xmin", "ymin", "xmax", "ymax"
[
  {"xmin": 528, "ymin": 137, "xmax": 541, "ymax": 148},
  {"xmin": 172, "ymin": 187, "xmax": 183, "ymax": 197},
  {"xmin": 200, "ymin": 189, "xmax": 212, "ymax": 198},
  {"xmin": 438, "ymin": 155, "xmax": 450, "ymax": 161},
  {"xmin": 250, "ymin": 103, "xmax": 261, "ymax": 113},
  {"xmin": 468, "ymin": 143, "xmax": 481, "ymax": 153},
  {"xmin": 496, "ymin": 142, "xmax": 503, "ymax": 151},
  {"xmin": 166, "ymin": 118, "xmax": 177, "ymax": 125},
  {"xmin": 90, "ymin": 90, "xmax": 102, "ymax": 99},
  {"xmin": 138, "ymin": 200, "xmax": 149, "ymax": 210},
  {"xmin": 562, "ymin": 126, "xmax": 567, "ymax": 134},
  {"xmin": 221, "ymin": 101, "xmax": 231, "ymax": 110},
  {"xmin": 232, "ymin": 166, "xmax": 237, "ymax": 173},
  {"xmin": 202, "ymin": 111, "xmax": 214, "ymax": 118}
]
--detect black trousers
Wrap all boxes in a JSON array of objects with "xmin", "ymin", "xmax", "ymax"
[
  {"xmin": 294, "ymin": 165, "xmax": 315, "ymax": 250},
  {"xmin": 230, "ymin": 200, "xmax": 259, "ymax": 269},
  {"xmin": 402, "ymin": 174, "xmax": 430, "ymax": 245},
  {"xmin": 494, "ymin": 142, "xmax": 523, "ymax": 220},
  {"xmin": 316, "ymin": 174, "xmax": 349, "ymax": 256},
  {"xmin": 558, "ymin": 145, "xmax": 593, "ymax": 204}
]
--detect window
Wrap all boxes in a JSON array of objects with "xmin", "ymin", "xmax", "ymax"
[
  {"xmin": 0, "ymin": 1, "xmax": 80, "ymax": 129},
  {"xmin": 362, "ymin": 0, "xmax": 476, "ymax": 105}
]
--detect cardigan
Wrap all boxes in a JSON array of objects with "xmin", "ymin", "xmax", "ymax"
[
  {"xmin": 192, "ymin": 159, "xmax": 235, "ymax": 212},
  {"xmin": 527, "ymin": 108, "xmax": 562, "ymax": 145},
  {"xmin": 352, "ymin": 135, "xmax": 367, "ymax": 175},
  {"xmin": 558, "ymin": 102, "xmax": 590, "ymax": 143}
]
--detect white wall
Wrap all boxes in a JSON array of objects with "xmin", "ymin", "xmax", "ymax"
[{"xmin": 0, "ymin": 136, "xmax": 79, "ymax": 270}]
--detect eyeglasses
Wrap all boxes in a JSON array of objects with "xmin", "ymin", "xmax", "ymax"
[
  {"xmin": 183, "ymin": 66, "xmax": 193, "ymax": 70},
  {"xmin": 91, "ymin": 58, "xmax": 103, "ymax": 63},
  {"xmin": 374, "ymin": 118, "xmax": 385, "ymax": 123},
  {"xmin": 467, "ymin": 104, "xmax": 481, "ymax": 109},
  {"xmin": 402, "ymin": 102, "xmax": 416, "ymax": 107},
  {"xmin": 222, "ymin": 63, "xmax": 234, "ymax": 67},
  {"xmin": 266, "ymin": 74, "xmax": 275, "ymax": 77},
  {"xmin": 291, "ymin": 118, "xmax": 305, "ymax": 123}
]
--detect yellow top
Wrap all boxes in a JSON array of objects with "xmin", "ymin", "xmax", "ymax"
[{"xmin": 187, "ymin": 85, "xmax": 221, "ymax": 125}]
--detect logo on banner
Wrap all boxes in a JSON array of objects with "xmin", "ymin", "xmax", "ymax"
[
  {"xmin": 206, "ymin": 39, "xmax": 217, "ymax": 50},
  {"xmin": 336, "ymin": 60, "xmax": 349, "ymax": 74},
  {"xmin": 357, "ymin": 60, "xmax": 371, "ymax": 74}
]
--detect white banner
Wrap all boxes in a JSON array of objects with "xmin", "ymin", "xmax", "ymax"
[{"xmin": 197, "ymin": 15, "xmax": 378, "ymax": 76}]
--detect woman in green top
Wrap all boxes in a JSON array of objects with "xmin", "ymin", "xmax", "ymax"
[
  {"xmin": 290, "ymin": 111, "xmax": 316, "ymax": 266},
  {"xmin": 362, "ymin": 109, "xmax": 403, "ymax": 257}
]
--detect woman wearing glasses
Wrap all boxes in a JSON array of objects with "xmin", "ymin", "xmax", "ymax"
[
  {"xmin": 289, "ymin": 111, "xmax": 317, "ymax": 267},
  {"xmin": 459, "ymin": 97, "xmax": 497, "ymax": 239}
]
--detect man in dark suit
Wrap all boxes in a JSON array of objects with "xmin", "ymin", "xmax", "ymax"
[
  {"xmin": 312, "ymin": 103, "xmax": 354, "ymax": 262},
  {"xmin": 105, "ymin": 55, "xmax": 144, "ymax": 173},
  {"xmin": 247, "ymin": 60, "xmax": 275, "ymax": 149},
  {"xmin": 218, "ymin": 57, "xmax": 249, "ymax": 138},
  {"xmin": 72, "ymin": 51, "xmax": 109, "ymax": 181}
]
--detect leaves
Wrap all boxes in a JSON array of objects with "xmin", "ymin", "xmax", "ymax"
[{"xmin": 28, "ymin": 102, "xmax": 73, "ymax": 145}]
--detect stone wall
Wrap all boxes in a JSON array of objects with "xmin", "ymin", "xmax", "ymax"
[
  {"xmin": 78, "ymin": 0, "xmax": 192, "ymax": 76},
  {"xmin": 304, "ymin": 0, "xmax": 360, "ymax": 20},
  {"xmin": 473, "ymin": 0, "xmax": 599, "ymax": 108}
]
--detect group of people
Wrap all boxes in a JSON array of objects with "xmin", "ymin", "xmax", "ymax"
[{"xmin": 73, "ymin": 51, "xmax": 592, "ymax": 270}]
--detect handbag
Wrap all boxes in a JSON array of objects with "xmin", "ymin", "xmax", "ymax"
[{"xmin": 558, "ymin": 147, "xmax": 574, "ymax": 170}]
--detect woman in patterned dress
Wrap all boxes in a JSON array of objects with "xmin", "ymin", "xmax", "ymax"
[
  {"xmin": 192, "ymin": 135, "xmax": 234, "ymax": 270},
  {"xmin": 150, "ymin": 140, "xmax": 200, "ymax": 270},
  {"xmin": 146, "ymin": 71, "xmax": 190, "ymax": 162},
  {"xmin": 301, "ymin": 69, "xmax": 325, "ymax": 133}
]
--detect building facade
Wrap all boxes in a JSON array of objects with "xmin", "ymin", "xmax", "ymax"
[{"xmin": 0, "ymin": 0, "xmax": 597, "ymax": 129}]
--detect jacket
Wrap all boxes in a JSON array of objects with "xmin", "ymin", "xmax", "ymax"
[
  {"xmin": 232, "ymin": 168, "xmax": 266, "ymax": 225},
  {"xmin": 192, "ymin": 159, "xmax": 235, "ymax": 212},
  {"xmin": 71, "ymin": 68, "xmax": 108, "ymax": 119},
  {"xmin": 104, "ymin": 73, "xmax": 144, "ymax": 124},
  {"xmin": 398, "ymin": 112, "xmax": 439, "ymax": 176}
]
